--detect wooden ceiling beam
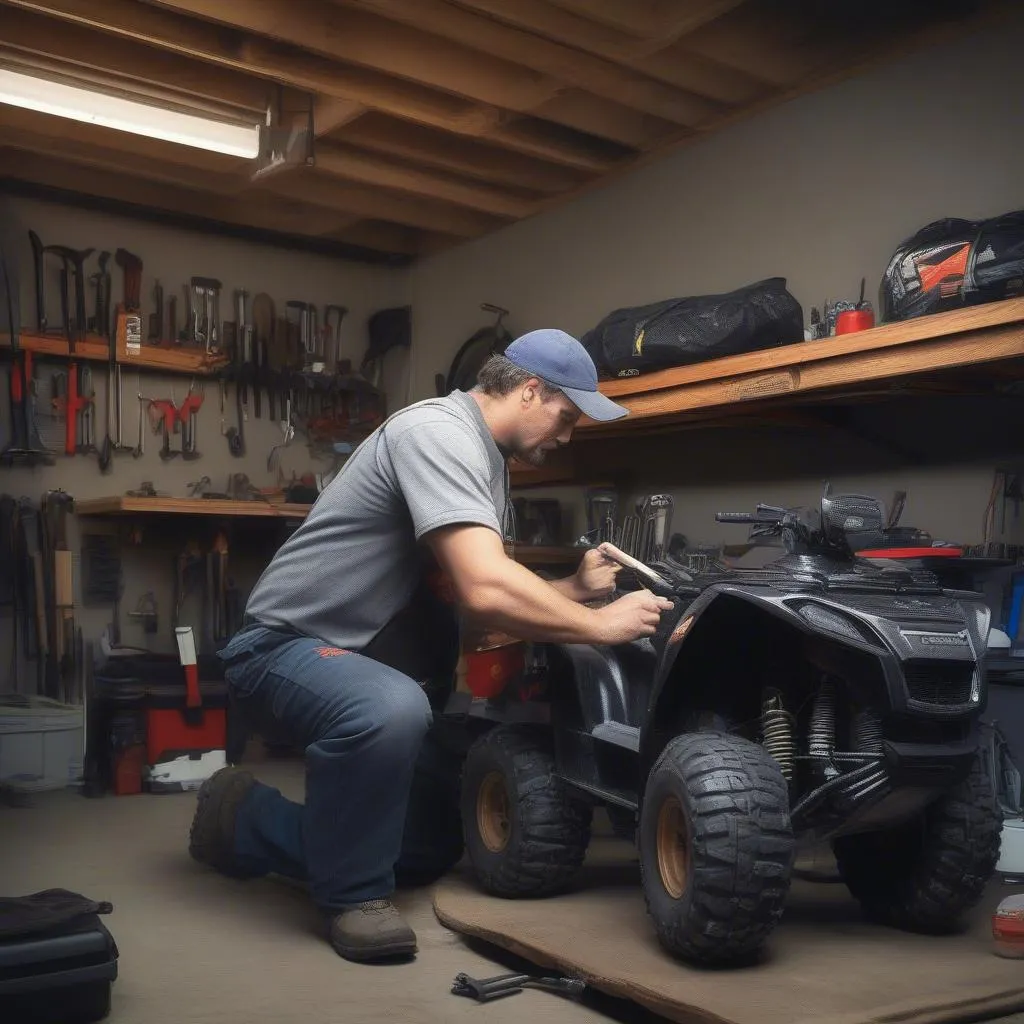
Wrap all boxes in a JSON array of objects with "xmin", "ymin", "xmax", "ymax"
[
  {"xmin": 545, "ymin": 0, "xmax": 741, "ymax": 41},
  {"xmin": 3, "ymin": 0, "xmax": 618, "ymax": 172},
  {"xmin": 313, "ymin": 95, "xmax": 367, "ymax": 137},
  {"xmin": 528, "ymin": 93, "xmax": 680, "ymax": 150},
  {"xmin": 143, "ymin": 0, "xmax": 556, "ymax": 111},
  {"xmin": 331, "ymin": 0, "xmax": 724, "ymax": 126},
  {"xmin": 313, "ymin": 144, "xmax": 539, "ymax": 218},
  {"xmin": 0, "ymin": 5, "xmax": 271, "ymax": 113},
  {"xmin": 327, "ymin": 218, "xmax": 457, "ymax": 258},
  {"xmin": 0, "ymin": 148, "xmax": 365, "ymax": 242},
  {"xmin": 337, "ymin": 116, "xmax": 587, "ymax": 194},
  {"xmin": 249, "ymin": 169, "xmax": 507, "ymax": 238},
  {"xmin": 448, "ymin": 0, "xmax": 763, "ymax": 104},
  {"xmin": 0, "ymin": 105, "xmax": 243, "ymax": 179}
]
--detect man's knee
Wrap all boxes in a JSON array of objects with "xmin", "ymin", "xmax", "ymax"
[
  {"xmin": 374, "ymin": 679, "xmax": 433, "ymax": 743},
  {"xmin": 320, "ymin": 667, "xmax": 432, "ymax": 747}
]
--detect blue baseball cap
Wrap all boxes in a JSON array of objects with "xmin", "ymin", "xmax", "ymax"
[{"xmin": 503, "ymin": 329, "xmax": 628, "ymax": 422}]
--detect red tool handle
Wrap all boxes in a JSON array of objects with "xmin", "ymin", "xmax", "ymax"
[{"xmin": 10, "ymin": 350, "xmax": 32, "ymax": 403}]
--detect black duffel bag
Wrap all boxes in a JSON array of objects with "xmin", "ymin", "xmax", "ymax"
[{"xmin": 580, "ymin": 277, "xmax": 804, "ymax": 379}]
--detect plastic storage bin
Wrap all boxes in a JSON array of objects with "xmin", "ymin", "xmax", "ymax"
[{"xmin": 0, "ymin": 696, "xmax": 83, "ymax": 790}]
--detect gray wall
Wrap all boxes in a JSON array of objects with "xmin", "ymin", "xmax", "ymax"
[
  {"xmin": 1, "ymin": 197, "xmax": 409, "ymax": 681},
  {"xmin": 408, "ymin": 12, "xmax": 1024, "ymax": 550}
]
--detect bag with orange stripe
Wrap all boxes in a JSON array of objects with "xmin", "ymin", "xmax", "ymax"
[{"xmin": 880, "ymin": 209, "xmax": 1024, "ymax": 322}]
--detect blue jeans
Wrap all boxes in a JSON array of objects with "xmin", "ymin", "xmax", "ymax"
[{"xmin": 217, "ymin": 623, "xmax": 464, "ymax": 912}]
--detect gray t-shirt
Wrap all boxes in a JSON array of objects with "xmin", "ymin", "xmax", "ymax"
[{"xmin": 244, "ymin": 390, "xmax": 511, "ymax": 650}]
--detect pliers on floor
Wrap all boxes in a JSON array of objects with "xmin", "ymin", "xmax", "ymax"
[{"xmin": 452, "ymin": 970, "xmax": 586, "ymax": 1002}]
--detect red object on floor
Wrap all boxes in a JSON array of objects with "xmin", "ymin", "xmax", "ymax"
[
  {"xmin": 146, "ymin": 706, "xmax": 226, "ymax": 766},
  {"xmin": 113, "ymin": 745, "xmax": 145, "ymax": 796},
  {"xmin": 466, "ymin": 644, "xmax": 525, "ymax": 699},
  {"xmin": 858, "ymin": 547, "xmax": 963, "ymax": 558}
]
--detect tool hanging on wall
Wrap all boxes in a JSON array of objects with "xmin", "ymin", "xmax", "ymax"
[
  {"xmin": 323, "ymin": 304, "xmax": 347, "ymax": 376},
  {"xmin": 252, "ymin": 292, "xmax": 275, "ymax": 419},
  {"xmin": 189, "ymin": 276, "xmax": 221, "ymax": 353},
  {"xmin": 148, "ymin": 279, "xmax": 164, "ymax": 343},
  {"xmin": 1, "ymin": 240, "xmax": 53, "ymax": 467}
]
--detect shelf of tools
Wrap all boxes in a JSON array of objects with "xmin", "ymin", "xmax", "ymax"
[
  {"xmin": 0, "ymin": 231, "xmax": 396, "ymax": 721},
  {"xmin": 0, "ymin": 231, "xmax": 389, "ymax": 472}
]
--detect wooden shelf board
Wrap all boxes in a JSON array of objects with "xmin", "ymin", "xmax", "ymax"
[
  {"xmin": 581, "ymin": 299, "xmax": 1024, "ymax": 437},
  {"xmin": 1, "ymin": 331, "xmax": 229, "ymax": 375},
  {"xmin": 72, "ymin": 498, "xmax": 582, "ymax": 564},
  {"xmin": 504, "ymin": 544, "xmax": 582, "ymax": 565},
  {"xmin": 73, "ymin": 496, "xmax": 311, "ymax": 518}
]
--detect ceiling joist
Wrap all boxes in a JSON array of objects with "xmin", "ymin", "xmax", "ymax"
[{"xmin": 0, "ymin": 0, "xmax": 1009, "ymax": 263}]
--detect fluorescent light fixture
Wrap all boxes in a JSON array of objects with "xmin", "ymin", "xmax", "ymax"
[{"xmin": 0, "ymin": 67, "xmax": 260, "ymax": 159}]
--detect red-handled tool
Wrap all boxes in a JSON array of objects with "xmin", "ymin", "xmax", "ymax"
[{"xmin": 174, "ymin": 626, "xmax": 202, "ymax": 709}]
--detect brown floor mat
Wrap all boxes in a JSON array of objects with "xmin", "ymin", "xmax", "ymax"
[{"xmin": 434, "ymin": 840, "xmax": 1024, "ymax": 1024}]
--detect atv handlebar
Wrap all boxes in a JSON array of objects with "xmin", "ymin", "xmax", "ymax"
[{"xmin": 715, "ymin": 504, "xmax": 787, "ymax": 525}]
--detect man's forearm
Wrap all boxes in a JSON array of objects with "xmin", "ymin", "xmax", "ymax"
[
  {"xmin": 467, "ymin": 560, "xmax": 605, "ymax": 643},
  {"xmin": 548, "ymin": 573, "xmax": 587, "ymax": 603}
]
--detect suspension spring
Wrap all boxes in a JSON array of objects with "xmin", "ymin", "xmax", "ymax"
[
  {"xmin": 809, "ymin": 677, "xmax": 839, "ymax": 778},
  {"xmin": 761, "ymin": 690, "xmax": 795, "ymax": 782},
  {"xmin": 850, "ymin": 708, "xmax": 883, "ymax": 754}
]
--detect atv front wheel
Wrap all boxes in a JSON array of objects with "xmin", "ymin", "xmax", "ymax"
[
  {"xmin": 833, "ymin": 749, "xmax": 1003, "ymax": 932},
  {"xmin": 461, "ymin": 725, "xmax": 592, "ymax": 897},
  {"xmin": 639, "ymin": 731, "xmax": 795, "ymax": 966}
]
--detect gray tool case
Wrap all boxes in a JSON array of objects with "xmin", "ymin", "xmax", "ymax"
[{"xmin": 0, "ymin": 911, "xmax": 118, "ymax": 1022}]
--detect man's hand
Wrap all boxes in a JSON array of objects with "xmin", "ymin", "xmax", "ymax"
[
  {"xmin": 572, "ymin": 545, "xmax": 621, "ymax": 601},
  {"xmin": 593, "ymin": 589, "xmax": 675, "ymax": 644}
]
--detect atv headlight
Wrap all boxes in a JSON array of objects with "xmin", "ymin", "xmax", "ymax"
[
  {"xmin": 795, "ymin": 602, "xmax": 872, "ymax": 644},
  {"xmin": 974, "ymin": 604, "xmax": 992, "ymax": 648}
]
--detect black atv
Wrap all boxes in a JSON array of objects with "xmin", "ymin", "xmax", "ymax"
[{"xmin": 448, "ymin": 485, "xmax": 1004, "ymax": 967}]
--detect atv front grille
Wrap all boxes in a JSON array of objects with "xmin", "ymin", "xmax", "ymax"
[
  {"xmin": 903, "ymin": 662, "xmax": 975, "ymax": 711},
  {"xmin": 835, "ymin": 593, "xmax": 967, "ymax": 623}
]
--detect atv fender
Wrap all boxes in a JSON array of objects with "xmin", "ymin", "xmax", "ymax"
[{"xmin": 638, "ymin": 585, "xmax": 885, "ymax": 781}]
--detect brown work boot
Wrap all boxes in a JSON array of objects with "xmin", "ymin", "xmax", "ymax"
[
  {"xmin": 188, "ymin": 766, "xmax": 258, "ymax": 879},
  {"xmin": 329, "ymin": 899, "xmax": 418, "ymax": 962}
]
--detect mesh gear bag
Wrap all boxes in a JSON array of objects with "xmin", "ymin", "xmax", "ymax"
[
  {"xmin": 880, "ymin": 208, "xmax": 1024, "ymax": 322},
  {"xmin": 580, "ymin": 277, "xmax": 804, "ymax": 379}
]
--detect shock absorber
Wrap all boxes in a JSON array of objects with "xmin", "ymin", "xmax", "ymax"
[
  {"xmin": 808, "ymin": 677, "xmax": 840, "ymax": 778},
  {"xmin": 761, "ymin": 689, "xmax": 795, "ymax": 781},
  {"xmin": 850, "ymin": 708, "xmax": 883, "ymax": 754}
]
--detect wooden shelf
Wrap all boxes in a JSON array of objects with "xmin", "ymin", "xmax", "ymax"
[
  {"xmin": 73, "ymin": 496, "xmax": 310, "ymax": 518},
  {"xmin": 0, "ymin": 331, "xmax": 229, "ymax": 376},
  {"xmin": 72, "ymin": 497, "xmax": 583, "ymax": 565},
  {"xmin": 578, "ymin": 298, "xmax": 1024, "ymax": 437},
  {"xmin": 504, "ymin": 544, "xmax": 582, "ymax": 565}
]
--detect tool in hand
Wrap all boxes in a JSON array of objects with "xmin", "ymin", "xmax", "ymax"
[
  {"xmin": 593, "ymin": 541, "xmax": 679, "ymax": 594},
  {"xmin": 451, "ymin": 971, "xmax": 586, "ymax": 1003}
]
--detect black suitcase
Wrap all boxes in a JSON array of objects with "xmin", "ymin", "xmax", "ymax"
[{"xmin": 0, "ymin": 895, "xmax": 118, "ymax": 1024}]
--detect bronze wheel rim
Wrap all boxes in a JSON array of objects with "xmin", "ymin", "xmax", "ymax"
[
  {"xmin": 477, "ymin": 771, "xmax": 512, "ymax": 853},
  {"xmin": 656, "ymin": 795, "xmax": 690, "ymax": 899}
]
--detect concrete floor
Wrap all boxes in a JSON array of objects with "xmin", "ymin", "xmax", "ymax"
[{"xmin": 0, "ymin": 755, "xmax": 659, "ymax": 1024}]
